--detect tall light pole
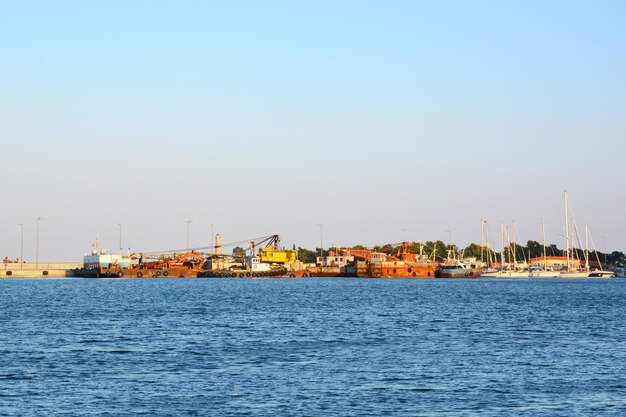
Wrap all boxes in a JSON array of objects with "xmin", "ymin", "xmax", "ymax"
[
  {"xmin": 181, "ymin": 220, "xmax": 194, "ymax": 252},
  {"xmin": 118, "ymin": 223, "xmax": 122, "ymax": 255},
  {"xmin": 19, "ymin": 223, "xmax": 24, "ymax": 269},
  {"xmin": 32, "ymin": 217, "xmax": 45, "ymax": 268},
  {"xmin": 480, "ymin": 219, "xmax": 485, "ymax": 264},
  {"xmin": 316, "ymin": 224, "xmax": 323, "ymax": 262},
  {"xmin": 211, "ymin": 223, "xmax": 214, "ymax": 255}
]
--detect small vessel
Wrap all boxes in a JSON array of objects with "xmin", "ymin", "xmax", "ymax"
[
  {"xmin": 480, "ymin": 267, "xmax": 529, "ymax": 278},
  {"xmin": 437, "ymin": 255, "xmax": 482, "ymax": 278},
  {"xmin": 588, "ymin": 269, "xmax": 615, "ymax": 278},
  {"xmin": 559, "ymin": 269, "xmax": 590, "ymax": 278},
  {"xmin": 528, "ymin": 266, "xmax": 559, "ymax": 278}
]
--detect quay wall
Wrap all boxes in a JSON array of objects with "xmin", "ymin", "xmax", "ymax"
[{"xmin": 1, "ymin": 262, "xmax": 81, "ymax": 278}]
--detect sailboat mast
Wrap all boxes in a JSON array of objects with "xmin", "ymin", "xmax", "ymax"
[
  {"xmin": 501, "ymin": 221, "xmax": 505, "ymax": 268},
  {"xmin": 585, "ymin": 225, "xmax": 589, "ymax": 270},
  {"xmin": 480, "ymin": 219, "xmax": 484, "ymax": 265},
  {"xmin": 564, "ymin": 191, "xmax": 570, "ymax": 271},
  {"xmin": 512, "ymin": 220, "xmax": 517, "ymax": 268},
  {"xmin": 542, "ymin": 217, "xmax": 547, "ymax": 271},
  {"xmin": 485, "ymin": 221, "xmax": 492, "ymax": 266}
]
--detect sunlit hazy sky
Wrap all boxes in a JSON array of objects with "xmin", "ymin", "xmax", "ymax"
[{"xmin": 1, "ymin": 1, "xmax": 625, "ymax": 261}]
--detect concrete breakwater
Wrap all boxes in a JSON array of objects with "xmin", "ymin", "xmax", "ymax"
[{"xmin": 1, "ymin": 262, "xmax": 81, "ymax": 278}]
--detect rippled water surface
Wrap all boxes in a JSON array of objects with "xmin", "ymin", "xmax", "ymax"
[{"xmin": 1, "ymin": 278, "xmax": 625, "ymax": 416}]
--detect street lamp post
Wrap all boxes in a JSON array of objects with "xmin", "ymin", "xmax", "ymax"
[
  {"xmin": 181, "ymin": 220, "xmax": 194, "ymax": 252},
  {"xmin": 211, "ymin": 223, "xmax": 214, "ymax": 255},
  {"xmin": 118, "ymin": 223, "xmax": 122, "ymax": 256},
  {"xmin": 32, "ymin": 217, "xmax": 45, "ymax": 269},
  {"xmin": 316, "ymin": 224, "xmax": 323, "ymax": 263},
  {"xmin": 19, "ymin": 223, "xmax": 24, "ymax": 269}
]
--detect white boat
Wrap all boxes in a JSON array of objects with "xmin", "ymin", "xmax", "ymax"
[
  {"xmin": 528, "ymin": 266, "xmax": 559, "ymax": 278},
  {"xmin": 481, "ymin": 268, "xmax": 529, "ymax": 278},
  {"xmin": 589, "ymin": 269, "xmax": 615, "ymax": 278},
  {"xmin": 559, "ymin": 270, "xmax": 591, "ymax": 278}
]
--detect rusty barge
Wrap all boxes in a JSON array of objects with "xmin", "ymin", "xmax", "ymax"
[
  {"xmin": 291, "ymin": 243, "xmax": 439, "ymax": 278},
  {"xmin": 74, "ymin": 250, "xmax": 205, "ymax": 278}
]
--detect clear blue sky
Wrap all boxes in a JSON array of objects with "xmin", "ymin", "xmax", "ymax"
[{"xmin": 1, "ymin": 1, "xmax": 625, "ymax": 261}]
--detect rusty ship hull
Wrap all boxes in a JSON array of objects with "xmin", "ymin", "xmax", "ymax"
[
  {"xmin": 357, "ymin": 261, "xmax": 437, "ymax": 278},
  {"xmin": 74, "ymin": 267, "xmax": 200, "ymax": 278},
  {"xmin": 307, "ymin": 265, "xmax": 356, "ymax": 277},
  {"xmin": 201, "ymin": 267, "xmax": 288, "ymax": 278},
  {"xmin": 435, "ymin": 269, "xmax": 482, "ymax": 278}
]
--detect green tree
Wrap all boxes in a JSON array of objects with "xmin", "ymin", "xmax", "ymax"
[
  {"xmin": 296, "ymin": 247, "xmax": 317, "ymax": 263},
  {"xmin": 232, "ymin": 246, "xmax": 246, "ymax": 257},
  {"xmin": 525, "ymin": 240, "xmax": 543, "ymax": 259},
  {"xmin": 375, "ymin": 244, "xmax": 396, "ymax": 255},
  {"xmin": 421, "ymin": 240, "xmax": 448, "ymax": 261},
  {"xmin": 607, "ymin": 251, "xmax": 625, "ymax": 266},
  {"xmin": 547, "ymin": 244, "xmax": 562, "ymax": 257},
  {"xmin": 462, "ymin": 243, "xmax": 482, "ymax": 258}
]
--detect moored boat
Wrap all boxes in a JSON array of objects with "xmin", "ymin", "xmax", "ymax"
[
  {"xmin": 481, "ymin": 268, "xmax": 529, "ymax": 278},
  {"xmin": 437, "ymin": 257, "xmax": 483, "ymax": 278},
  {"xmin": 353, "ymin": 243, "xmax": 438, "ymax": 278},
  {"xmin": 588, "ymin": 269, "xmax": 615, "ymax": 278},
  {"xmin": 527, "ymin": 266, "xmax": 559, "ymax": 278}
]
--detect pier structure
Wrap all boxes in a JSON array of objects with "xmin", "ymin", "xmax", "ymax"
[{"xmin": 1, "ymin": 262, "xmax": 81, "ymax": 278}]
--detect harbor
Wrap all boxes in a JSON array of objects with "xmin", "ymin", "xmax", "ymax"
[
  {"xmin": 4, "ymin": 191, "xmax": 624, "ymax": 280},
  {"xmin": 3, "ymin": 233, "xmax": 623, "ymax": 279},
  {"xmin": 2, "ymin": 191, "xmax": 623, "ymax": 280}
]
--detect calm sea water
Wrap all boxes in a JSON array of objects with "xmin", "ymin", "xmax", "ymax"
[{"xmin": 1, "ymin": 278, "xmax": 625, "ymax": 416}]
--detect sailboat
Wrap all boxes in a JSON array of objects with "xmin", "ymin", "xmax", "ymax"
[
  {"xmin": 481, "ymin": 221, "xmax": 529, "ymax": 278},
  {"xmin": 559, "ymin": 191, "xmax": 591, "ymax": 278},
  {"xmin": 586, "ymin": 227, "xmax": 614, "ymax": 278},
  {"xmin": 529, "ymin": 218, "xmax": 560, "ymax": 277}
]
